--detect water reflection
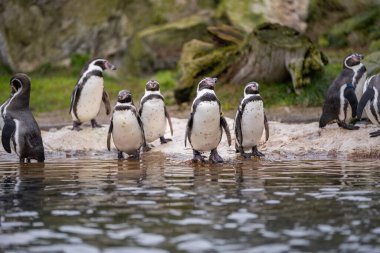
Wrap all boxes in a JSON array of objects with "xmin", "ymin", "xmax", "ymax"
[{"xmin": 1, "ymin": 155, "xmax": 380, "ymax": 253}]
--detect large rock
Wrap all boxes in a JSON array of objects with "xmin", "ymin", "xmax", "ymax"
[
  {"xmin": 175, "ymin": 23, "xmax": 328, "ymax": 103},
  {"xmin": 217, "ymin": 0, "xmax": 310, "ymax": 33}
]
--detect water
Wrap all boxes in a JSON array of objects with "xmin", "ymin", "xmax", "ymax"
[{"xmin": 1, "ymin": 152, "xmax": 380, "ymax": 253}]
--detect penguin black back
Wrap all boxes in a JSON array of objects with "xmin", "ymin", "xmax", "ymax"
[{"xmin": 2, "ymin": 73, "xmax": 45, "ymax": 163}]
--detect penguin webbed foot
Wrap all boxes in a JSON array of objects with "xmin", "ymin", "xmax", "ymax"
[
  {"xmin": 370, "ymin": 130, "xmax": 380, "ymax": 138},
  {"xmin": 338, "ymin": 122, "xmax": 359, "ymax": 130},
  {"xmin": 118, "ymin": 151, "xmax": 124, "ymax": 160},
  {"xmin": 252, "ymin": 146, "xmax": 265, "ymax": 157},
  {"xmin": 209, "ymin": 149, "xmax": 224, "ymax": 163},
  {"xmin": 160, "ymin": 136, "xmax": 172, "ymax": 144},
  {"xmin": 72, "ymin": 121, "xmax": 83, "ymax": 131},
  {"xmin": 237, "ymin": 146, "xmax": 251, "ymax": 159},
  {"xmin": 142, "ymin": 144, "xmax": 152, "ymax": 152},
  {"xmin": 192, "ymin": 150, "xmax": 205, "ymax": 163},
  {"xmin": 128, "ymin": 150, "xmax": 140, "ymax": 160},
  {"xmin": 91, "ymin": 119, "xmax": 103, "ymax": 128}
]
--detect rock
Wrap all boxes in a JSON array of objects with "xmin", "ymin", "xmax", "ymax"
[
  {"xmin": 2, "ymin": 118, "xmax": 379, "ymax": 161},
  {"xmin": 217, "ymin": 0, "xmax": 310, "ymax": 33},
  {"xmin": 124, "ymin": 12, "xmax": 214, "ymax": 76},
  {"xmin": 175, "ymin": 23, "xmax": 328, "ymax": 102}
]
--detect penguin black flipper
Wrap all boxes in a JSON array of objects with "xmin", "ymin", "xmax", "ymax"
[
  {"xmin": 344, "ymin": 85, "xmax": 358, "ymax": 118},
  {"xmin": 69, "ymin": 84, "xmax": 82, "ymax": 120},
  {"xmin": 185, "ymin": 113, "xmax": 193, "ymax": 147},
  {"xmin": 234, "ymin": 109, "xmax": 243, "ymax": 148},
  {"xmin": 102, "ymin": 91, "xmax": 111, "ymax": 115},
  {"xmin": 357, "ymin": 87, "xmax": 374, "ymax": 120},
  {"xmin": 220, "ymin": 115, "xmax": 232, "ymax": 146},
  {"xmin": 264, "ymin": 113, "xmax": 269, "ymax": 142},
  {"xmin": 164, "ymin": 106, "xmax": 174, "ymax": 136},
  {"xmin": 107, "ymin": 119, "xmax": 113, "ymax": 151},
  {"xmin": 2, "ymin": 116, "xmax": 15, "ymax": 153}
]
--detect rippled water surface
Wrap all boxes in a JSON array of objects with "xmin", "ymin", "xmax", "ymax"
[{"xmin": 1, "ymin": 153, "xmax": 380, "ymax": 253}]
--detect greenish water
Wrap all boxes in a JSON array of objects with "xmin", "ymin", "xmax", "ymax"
[{"xmin": 1, "ymin": 153, "xmax": 380, "ymax": 253}]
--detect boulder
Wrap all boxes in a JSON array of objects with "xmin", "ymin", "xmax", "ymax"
[{"xmin": 175, "ymin": 23, "xmax": 328, "ymax": 103}]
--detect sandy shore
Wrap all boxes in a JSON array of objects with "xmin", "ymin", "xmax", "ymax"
[{"xmin": 25, "ymin": 117, "xmax": 379, "ymax": 161}]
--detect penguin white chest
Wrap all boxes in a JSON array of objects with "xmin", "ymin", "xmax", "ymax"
[
  {"xmin": 112, "ymin": 110, "xmax": 143, "ymax": 154},
  {"xmin": 191, "ymin": 101, "xmax": 221, "ymax": 151},
  {"xmin": 241, "ymin": 101, "xmax": 264, "ymax": 149},
  {"xmin": 140, "ymin": 99, "xmax": 166, "ymax": 142},
  {"xmin": 73, "ymin": 76, "xmax": 104, "ymax": 122}
]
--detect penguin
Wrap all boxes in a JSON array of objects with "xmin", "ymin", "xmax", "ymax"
[
  {"xmin": 234, "ymin": 82, "xmax": 269, "ymax": 158},
  {"xmin": 107, "ymin": 90, "xmax": 146, "ymax": 160},
  {"xmin": 357, "ymin": 74, "xmax": 380, "ymax": 137},
  {"xmin": 319, "ymin": 53, "xmax": 365, "ymax": 130},
  {"xmin": 185, "ymin": 77, "xmax": 232, "ymax": 163},
  {"xmin": 0, "ymin": 89, "xmax": 15, "ymax": 130},
  {"xmin": 139, "ymin": 80, "xmax": 173, "ymax": 149},
  {"xmin": 1, "ymin": 73, "xmax": 45, "ymax": 163},
  {"xmin": 69, "ymin": 58, "xmax": 116, "ymax": 131}
]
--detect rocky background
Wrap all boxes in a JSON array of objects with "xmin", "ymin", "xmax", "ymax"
[{"xmin": 1, "ymin": 0, "xmax": 380, "ymax": 103}]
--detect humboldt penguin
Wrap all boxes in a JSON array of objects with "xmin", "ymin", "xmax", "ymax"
[
  {"xmin": 319, "ymin": 53, "xmax": 364, "ymax": 130},
  {"xmin": 185, "ymin": 77, "xmax": 231, "ymax": 163},
  {"xmin": 69, "ymin": 58, "xmax": 116, "ymax": 131},
  {"xmin": 357, "ymin": 74, "xmax": 380, "ymax": 137},
  {"xmin": 107, "ymin": 90, "xmax": 146, "ymax": 160},
  {"xmin": 139, "ymin": 80, "xmax": 173, "ymax": 150},
  {"xmin": 1, "ymin": 74, "xmax": 45, "ymax": 163},
  {"xmin": 234, "ymin": 82, "xmax": 269, "ymax": 158},
  {"xmin": 0, "ymin": 88, "xmax": 15, "ymax": 130}
]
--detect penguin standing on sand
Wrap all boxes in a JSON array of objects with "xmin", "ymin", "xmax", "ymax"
[
  {"xmin": 139, "ymin": 80, "xmax": 173, "ymax": 149},
  {"xmin": 69, "ymin": 58, "xmax": 116, "ymax": 131},
  {"xmin": 319, "ymin": 53, "xmax": 365, "ymax": 130},
  {"xmin": 185, "ymin": 77, "xmax": 231, "ymax": 163},
  {"xmin": 234, "ymin": 82, "xmax": 269, "ymax": 158},
  {"xmin": 107, "ymin": 90, "xmax": 146, "ymax": 160},
  {"xmin": 357, "ymin": 74, "xmax": 380, "ymax": 137},
  {"xmin": 1, "ymin": 74, "xmax": 45, "ymax": 163}
]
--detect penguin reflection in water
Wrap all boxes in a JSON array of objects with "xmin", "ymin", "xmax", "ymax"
[
  {"xmin": 357, "ymin": 74, "xmax": 380, "ymax": 137},
  {"xmin": 139, "ymin": 80, "xmax": 173, "ymax": 150},
  {"xmin": 319, "ymin": 53, "xmax": 366, "ymax": 130},
  {"xmin": 185, "ymin": 77, "xmax": 232, "ymax": 163},
  {"xmin": 1, "ymin": 74, "xmax": 45, "ymax": 163},
  {"xmin": 107, "ymin": 90, "xmax": 146, "ymax": 160},
  {"xmin": 69, "ymin": 58, "xmax": 116, "ymax": 131},
  {"xmin": 234, "ymin": 82, "xmax": 269, "ymax": 158}
]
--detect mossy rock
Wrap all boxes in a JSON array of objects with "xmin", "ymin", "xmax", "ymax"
[
  {"xmin": 123, "ymin": 13, "xmax": 214, "ymax": 76},
  {"xmin": 175, "ymin": 23, "xmax": 327, "ymax": 102}
]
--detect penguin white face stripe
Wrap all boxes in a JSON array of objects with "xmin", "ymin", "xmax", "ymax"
[
  {"xmin": 350, "ymin": 63, "xmax": 364, "ymax": 86},
  {"xmin": 3, "ymin": 84, "xmax": 22, "ymax": 115},
  {"xmin": 78, "ymin": 62, "xmax": 103, "ymax": 85}
]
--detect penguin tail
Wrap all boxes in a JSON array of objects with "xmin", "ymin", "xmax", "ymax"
[
  {"xmin": 319, "ymin": 113, "xmax": 335, "ymax": 128},
  {"xmin": 357, "ymin": 88, "xmax": 374, "ymax": 120}
]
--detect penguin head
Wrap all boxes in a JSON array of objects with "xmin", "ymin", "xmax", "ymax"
[
  {"xmin": 197, "ymin": 77, "xmax": 217, "ymax": 92},
  {"xmin": 244, "ymin": 82, "xmax": 260, "ymax": 95},
  {"xmin": 117, "ymin": 89, "xmax": 133, "ymax": 104},
  {"xmin": 89, "ymin": 58, "xmax": 117, "ymax": 71},
  {"xmin": 9, "ymin": 73, "xmax": 31, "ymax": 109},
  {"xmin": 344, "ymin": 53, "xmax": 364, "ymax": 69},
  {"xmin": 146, "ymin": 80, "xmax": 160, "ymax": 91}
]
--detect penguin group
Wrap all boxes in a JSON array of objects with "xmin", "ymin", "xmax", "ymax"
[
  {"xmin": 3, "ymin": 52, "xmax": 380, "ymax": 164},
  {"xmin": 319, "ymin": 52, "xmax": 380, "ymax": 138},
  {"xmin": 0, "ymin": 58, "xmax": 270, "ymax": 163}
]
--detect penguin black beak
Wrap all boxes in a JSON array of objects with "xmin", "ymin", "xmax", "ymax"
[{"xmin": 105, "ymin": 61, "xmax": 117, "ymax": 71}]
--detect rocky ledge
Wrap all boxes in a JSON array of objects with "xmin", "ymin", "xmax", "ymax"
[{"xmin": 28, "ymin": 118, "xmax": 379, "ymax": 162}]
